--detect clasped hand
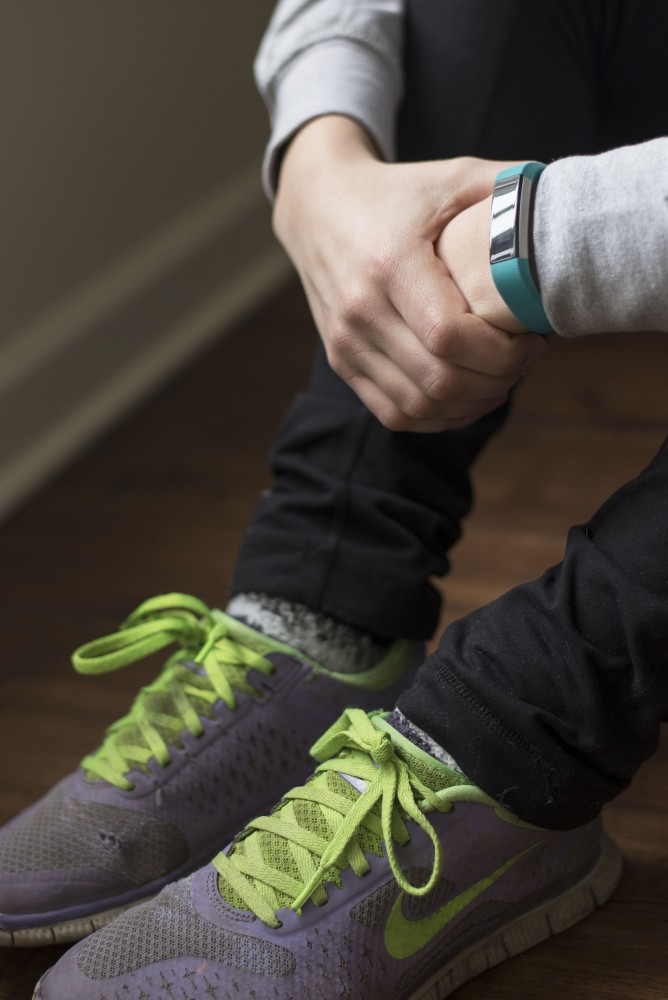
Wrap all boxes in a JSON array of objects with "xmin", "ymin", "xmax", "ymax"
[{"xmin": 274, "ymin": 116, "xmax": 548, "ymax": 433}]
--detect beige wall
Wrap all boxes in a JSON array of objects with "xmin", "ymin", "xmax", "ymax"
[{"xmin": 0, "ymin": 1, "xmax": 289, "ymax": 518}]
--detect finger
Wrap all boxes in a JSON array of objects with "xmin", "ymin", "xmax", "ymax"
[
  {"xmin": 349, "ymin": 374, "xmax": 510, "ymax": 433},
  {"xmin": 345, "ymin": 343, "xmax": 515, "ymax": 422},
  {"xmin": 313, "ymin": 283, "xmax": 469, "ymax": 409},
  {"xmin": 425, "ymin": 312, "xmax": 548, "ymax": 375},
  {"xmin": 386, "ymin": 241, "xmax": 469, "ymax": 352},
  {"xmin": 388, "ymin": 249, "xmax": 547, "ymax": 375},
  {"xmin": 347, "ymin": 374, "xmax": 457, "ymax": 433},
  {"xmin": 341, "ymin": 302, "xmax": 457, "ymax": 396},
  {"xmin": 344, "ymin": 347, "xmax": 444, "ymax": 422},
  {"xmin": 440, "ymin": 157, "xmax": 527, "ymax": 218},
  {"xmin": 311, "ymin": 269, "xmax": 534, "ymax": 414},
  {"xmin": 351, "ymin": 312, "xmax": 528, "ymax": 408}
]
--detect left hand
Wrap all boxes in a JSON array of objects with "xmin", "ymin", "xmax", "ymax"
[{"xmin": 275, "ymin": 120, "xmax": 545, "ymax": 432}]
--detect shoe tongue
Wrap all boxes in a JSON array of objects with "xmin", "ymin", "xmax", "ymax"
[{"xmin": 372, "ymin": 715, "xmax": 467, "ymax": 794}]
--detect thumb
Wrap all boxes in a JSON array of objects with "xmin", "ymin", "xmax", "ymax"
[{"xmin": 446, "ymin": 156, "xmax": 529, "ymax": 215}]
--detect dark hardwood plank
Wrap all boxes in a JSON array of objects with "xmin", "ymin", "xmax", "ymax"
[{"xmin": 0, "ymin": 280, "xmax": 665, "ymax": 998}]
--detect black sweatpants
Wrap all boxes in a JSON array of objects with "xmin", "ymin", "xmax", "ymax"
[{"xmin": 233, "ymin": 0, "xmax": 668, "ymax": 827}]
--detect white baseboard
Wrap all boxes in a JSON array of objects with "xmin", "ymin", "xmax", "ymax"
[{"xmin": 0, "ymin": 164, "xmax": 292, "ymax": 522}]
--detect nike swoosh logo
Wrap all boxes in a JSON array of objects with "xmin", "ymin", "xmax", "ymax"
[{"xmin": 384, "ymin": 842, "xmax": 541, "ymax": 960}]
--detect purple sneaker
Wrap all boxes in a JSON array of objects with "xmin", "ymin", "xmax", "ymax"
[
  {"xmin": 34, "ymin": 708, "xmax": 622, "ymax": 999},
  {"xmin": 0, "ymin": 595, "xmax": 422, "ymax": 947}
]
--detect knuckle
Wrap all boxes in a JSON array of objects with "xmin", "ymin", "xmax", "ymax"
[
  {"xmin": 455, "ymin": 308, "xmax": 472, "ymax": 346},
  {"xmin": 327, "ymin": 354, "xmax": 346, "ymax": 381},
  {"xmin": 424, "ymin": 353, "xmax": 467, "ymax": 402},
  {"xmin": 424, "ymin": 314, "xmax": 454, "ymax": 358},
  {"xmin": 380, "ymin": 408, "xmax": 413, "ymax": 433},
  {"xmin": 423, "ymin": 368, "xmax": 454, "ymax": 403},
  {"xmin": 324, "ymin": 341, "xmax": 354, "ymax": 380},
  {"xmin": 402, "ymin": 392, "xmax": 438, "ymax": 423},
  {"xmin": 498, "ymin": 342, "xmax": 535, "ymax": 379},
  {"xmin": 487, "ymin": 332, "xmax": 531, "ymax": 375},
  {"xmin": 339, "ymin": 286, "xmax": 373, "ymax": 324},
  {"xmin": 367, "ymin": 247, "xmax": 398, "ymax": 285},
  {"xmin": 326, "ymin": 323, "xmax": 356, "ymax": 356}
]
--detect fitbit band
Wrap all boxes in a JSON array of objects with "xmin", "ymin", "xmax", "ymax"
[{"xmin": 490, "ymin": 162, "xmax": 553, "ymax": 335}]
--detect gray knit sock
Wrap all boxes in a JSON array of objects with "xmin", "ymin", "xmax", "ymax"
[
  {"xmin": 226, "ymin": 592, "xmax": 391, "ymax": 674},
  {"xmin": 387, "ymin": 708, "xmax": 469, "ymax": 778}
]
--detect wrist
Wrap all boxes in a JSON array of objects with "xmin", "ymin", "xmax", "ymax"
[
  {"xmin": 277, "ymin": 115, "xmax": 379, "ymax": 194},
  {"xmin": 436, "ymin": 197, "xmax": 527, "ymax": 333},
  {"xmin": 489, "ymin": 162, "xmax": 552, "ymax": 334}
]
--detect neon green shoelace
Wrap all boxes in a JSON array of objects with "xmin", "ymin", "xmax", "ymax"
[
  {"xmin": 72, "ymin": 593, "xmax": 274, "ymax": 791},
  {"xmin": 213, "ymin": 708, "xmax": 456, "ymax": 928}
]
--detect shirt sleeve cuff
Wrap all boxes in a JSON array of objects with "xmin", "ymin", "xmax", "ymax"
[
  {"xmin": 533, "ymin": 139, "xmax": 668, "ymax": 337},
  {"xmin": 259, "ymin": 40, "xmax": 401, "ymax": 200}
]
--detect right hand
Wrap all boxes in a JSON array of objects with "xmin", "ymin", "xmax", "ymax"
[{"xmin": 273, "ymin": 116, "xmax": 547, "ymax": 433}]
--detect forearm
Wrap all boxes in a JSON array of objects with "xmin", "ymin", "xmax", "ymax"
[
  {"xmin": 273, "ymin": 133, "xmax": 544, "ymax": 433},
  {"xmin": 254, "ymin": 0, "xmax": 404, "ymax": 198},
  {"xmin": 438, "ymin": 140, "xmax": 668, "ymax": 339}
]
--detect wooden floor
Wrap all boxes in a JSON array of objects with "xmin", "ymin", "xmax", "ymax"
[{"xmin": 0, "ymin": 280, "xmax": 666, "ymax": 998}]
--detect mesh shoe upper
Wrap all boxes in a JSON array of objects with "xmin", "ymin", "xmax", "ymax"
[
  {"xmin": 75, "ymin": 879, "xmax": 297, "ymax": 981},
  {"xmin": 0, "ymin": 784, "xmax": 187, "ymax": 880},
  {"xmin": 0, "ymin": 596, "xmax": 422, "ymax": 940},
  {"xmin": 34, "ymin": 708, "xmax": 621, "ymax": 1000}
]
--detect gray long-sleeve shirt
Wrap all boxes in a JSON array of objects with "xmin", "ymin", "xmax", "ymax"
[{"xmin": 255, "ymin": 0, "xmax": 668, "ymax": 337}]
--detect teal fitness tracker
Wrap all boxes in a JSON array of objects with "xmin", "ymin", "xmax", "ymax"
[{"xmin": 490, "ymin": 161, "xmax": 553, "ymax": 335}]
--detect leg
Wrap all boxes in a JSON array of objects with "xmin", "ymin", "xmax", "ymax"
[
  {"xmin": 398, "ymin": 0, "xmax": 668, "ymax": 828},
  {"xmin": 399, "ymin": 436, "xmax": 668, "ymax": 827},
  {"xmin": 232, "ymin": 0, "xmax": 612, "ymax": 640},
  {"xmin": 31, "ymin": 2, "xmax": 668, "ymax": 996},
  {"xmin": 232, "ymin": 344, "xmax": 509, "ymax": 638}
]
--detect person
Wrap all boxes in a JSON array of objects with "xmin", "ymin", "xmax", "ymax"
[{"xmin": 6, "ymin": 1, "xmax": 668, "ymax": 996}]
